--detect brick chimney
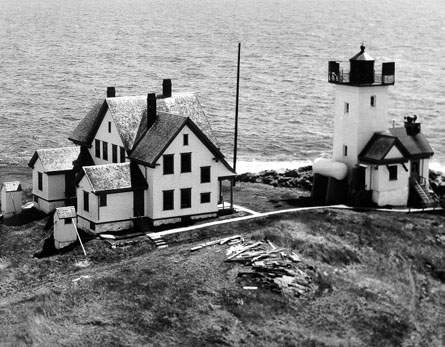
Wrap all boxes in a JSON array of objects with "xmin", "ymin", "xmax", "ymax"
[
  {"xmin": 107, "ymin": 87, "xmax": 116, "ymax": 98},
  {"xmin": 147, "ymin": 93, "xmax": 156, "ymax": 129},
  {"xmin": 162, "ymin": 79, "xmax": 172, "ymax": 98}
]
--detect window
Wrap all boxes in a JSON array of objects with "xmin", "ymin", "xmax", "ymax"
[
  {"xmin": 343, "ymin": 145, "xmax": 348, "ymax": 156},
  {"xmin": 120, "ymin": 146, "xmax": 126, "ymax": 163},
  {"xmin": 163, "ymin": 190, "xmax": 174, "ymax": 210},
  {"xmin": 181, "ymin": 188, "xmax": 192, "ymax": 209},
  {"xmin": 201, "ymin": 192, "xmax": 211, "ymax": 204},
  {"xmin": 83, "ymin": 191, "xmax": 89, "ymax": 212},
  {"xmin": 108, "ymin": 121, "xmax": 112, "ymax": 133},
  {"xmin": 112, "ymin": 144, "xmax": 118, "ymax": 163},
  {"xmin": 183, "ymin": 134, "xmax": 189, "ymax": 146},
  {"xmin": 38, "ymin": 172, "xmax": 43, "ymax": 191},
  {"xmin": 388, "ymin": 165, "xmax": 398, "ymax": 181},
  {"xmin": 344, "ymin": 102, "xmax": 349, "ymax": 114},
  {"xmin": 370, "ymin": 96, "xmax": 376, "ymax": 107},
  {"xmin": 181, "ymin": 153, "xmax": 192, "ymax": 173},
  {"xmin": 163, "ymin": 154, "xmax": 174, "ymax": 175},
  {"xmin": 102, "ymin": 141, "xmax": 108, "ymax": 160},
  {"xmin": 201, "ymin": 166, "xmax": 211, "ymax": 183},
  {"xmin": 99, "ymin": 194, "xmax": 107, "ymax": 207},
  {"xmin": 64, "ymin": 218, "xmax": 72, "ymax": 225},
  {"xmin": 95, "ymin": 139, "xmax": 101, "ymax": 158}
]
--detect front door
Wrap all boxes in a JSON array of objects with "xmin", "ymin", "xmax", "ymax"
[
  {"xmin": 411, "ymin": 160, "xmax": 420, "ymax": 183},
  {"xmin": 133, "ymin": 190, "xmax": 145, "ymax": 217}
]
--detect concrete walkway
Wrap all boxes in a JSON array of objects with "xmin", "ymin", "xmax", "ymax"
[
  {"xmin": 147, "ymin": 204, "xmax": 339, "ymax": 240},
  {"xmin": 146, "ymin": 203, "xmax": 443, "ymax": 241}
]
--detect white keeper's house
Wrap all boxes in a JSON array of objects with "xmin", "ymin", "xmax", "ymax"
[
  {"xmin": 29, "ymin": 80, "xmax": 236, "ymax": 233},
  {"xmin": 312, "ymin": 45, "xmax": 438, "ymax": 208}
]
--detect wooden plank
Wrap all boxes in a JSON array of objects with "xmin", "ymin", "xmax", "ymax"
[
  {"xmin": 226, "ymin": 242, "xmax": 262, "ymax": 261},
  {"xmin": 72, "ymin": 218, "xmax": 87, "ymax": 257}
]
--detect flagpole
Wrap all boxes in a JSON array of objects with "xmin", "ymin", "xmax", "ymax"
[{"xmin": 233, "ymin": 42, "xmax": 241, "ymax": 172}]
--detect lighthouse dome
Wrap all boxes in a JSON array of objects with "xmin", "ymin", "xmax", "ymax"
[{"xmin": 350, "ymin": 44, "xmax": 374, "ymax": 61}]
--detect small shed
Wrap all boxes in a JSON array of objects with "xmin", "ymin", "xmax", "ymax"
[
  {"xmin": 1, "ymin": 181, "xmax": 22, "ymax": 218},
  {"xmin": 54, "ymin": 206, "xmax": 78, "ymax": 249}
]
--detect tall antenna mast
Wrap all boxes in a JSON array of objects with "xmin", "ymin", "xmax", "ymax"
[{"xmin": 233, "ymin": 42, "xmax": 241, "ymax": 172}]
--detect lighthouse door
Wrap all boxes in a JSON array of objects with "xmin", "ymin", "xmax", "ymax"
[{"xmin": 411, "ymin": 160, "xmax": 420, "ymax": 183}]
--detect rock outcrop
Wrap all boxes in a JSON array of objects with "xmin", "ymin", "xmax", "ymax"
[{"xmin": 236, "ymin": 166, "xmax": 313, "ymax": 191}]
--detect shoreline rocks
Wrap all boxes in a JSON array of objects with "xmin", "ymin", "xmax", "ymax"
[
  {"xmin": 237, "ymin": 167, "xmax": 445, "ymax": 196},
  {"xmin": 236, "ymin": 165, "xmax": 313, "ymax": 191}
]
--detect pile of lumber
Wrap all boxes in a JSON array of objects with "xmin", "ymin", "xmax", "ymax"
[
  {"xmin": 225, "ymin": 240, "xmax": 316, "ymax": 297},
  {"xmin": 191, "ymin": 237, "xmax": 316, "ymax": 296}
]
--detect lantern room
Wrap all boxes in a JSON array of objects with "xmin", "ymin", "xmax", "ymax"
[{"xmin": 328, "ymin": 45, "xmax": 395, "ymax": 86}]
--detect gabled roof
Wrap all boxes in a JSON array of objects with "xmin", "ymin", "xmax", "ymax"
[
  {"xmin": 359, "ymin": 134, "xmax": 408, "ymax": 164},
  {"xmin": 388, "ymin": 126, "xmax": 434, "ymax": 159},
  {"xmin": 28, "ymin": 147, "xmax": 80, "ymax": 174},
  {"xmin": 77, "ymin": 162, "xmax": 147, "ymax": 194},
  {"xmin": 157, "ymin": 93, "xmax": 217, "ymax": 145},
  {"xmin": 106, "ymin": 96, "xmax": 147, "ymax": 150},
  {"xmin": 359, "ymin": 126, "xmax": 434, "ymax": 164},
  {"xmin": 129, "ymin": 113, "xmax": 234, "ymax": 173},
  {"xmin": 55, "ymin": 206, "xmax": 76, "ymax": 219},
  {"xmin": 68, "ymin": 100, "xmax": 105, "ymax": 146},
  {"xmin": 1, "ymin": 181, "xmax": 22, "ymax": 192},
  {"xmin": 129, "ymin": 112, "xmax": 186, "ymax": 166},
  {"xmin": 72, "ymin": 147, "xmax": 95, "ymax": 174},
  {"xmin": 68, "ymin": 92, "xmax": 217, "ymax": 150}
]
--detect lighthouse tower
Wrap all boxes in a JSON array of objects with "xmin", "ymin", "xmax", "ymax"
[{"xmin": 328, "ymin": 45, "xmax": 395, "ymax": 169}]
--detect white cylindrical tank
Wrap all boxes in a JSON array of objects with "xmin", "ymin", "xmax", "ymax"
[{"xmin": 313, "ymin": 158, "xmax": 348, "ymax": 181}]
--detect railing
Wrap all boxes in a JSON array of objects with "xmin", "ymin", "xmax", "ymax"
[
  {"xmin": 409, "ymin": 176, "xmax": 440, "ymax": 209},
  {"xmin": 328, "ymin": 71, "xmax": 395, "ymax": 85}
]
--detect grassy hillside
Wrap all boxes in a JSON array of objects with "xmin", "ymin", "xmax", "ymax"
[{"xmin": 0, "ymin": 178, "xmax": 444, "ymax": 346}]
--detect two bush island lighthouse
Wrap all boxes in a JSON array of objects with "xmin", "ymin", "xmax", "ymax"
[{"xmin": 312, "ymin": 45, "xmax": 437, "ymax": 208}]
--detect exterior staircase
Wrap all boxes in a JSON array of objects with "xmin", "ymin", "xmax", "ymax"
[
  {"xmin": 409, "ymin": 178, "xmax": 440, "ymax": 208},
  {"xmin": 149, "ymin": 234, "xmax": 168, "ymax": 249},
  {"xmin": 133, "ymin": 217, "xmax": 168, "ymax": 249}
]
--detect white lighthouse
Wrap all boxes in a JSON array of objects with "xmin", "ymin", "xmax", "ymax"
[
  {"xmin": 329, "ymin": 44, "xmax": 395, "ymax": 169},
  {"xmin": 314, "ymin": 45, "xmax": 437, "ymax": 208}
]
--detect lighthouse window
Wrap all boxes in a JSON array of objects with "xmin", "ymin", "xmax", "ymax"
[
  {"xmin": 343, "ymin": 145, "xmax": 348, "ymax": 156},
  {"xmin": 388, "ymin": 165, "xmax": 398, "ymax": 181},
  {"xmin": 370, "ymin": 96, "xmax": 376, "ymax": 107},
  {"xmin": 344, "ymin": 102, "xmax": 349, "ymax": 114}
]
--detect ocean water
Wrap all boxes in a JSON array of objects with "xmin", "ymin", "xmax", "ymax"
[{"xmin": 0, "ymin": 0, "xmax": 444, "ymax": 173}]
